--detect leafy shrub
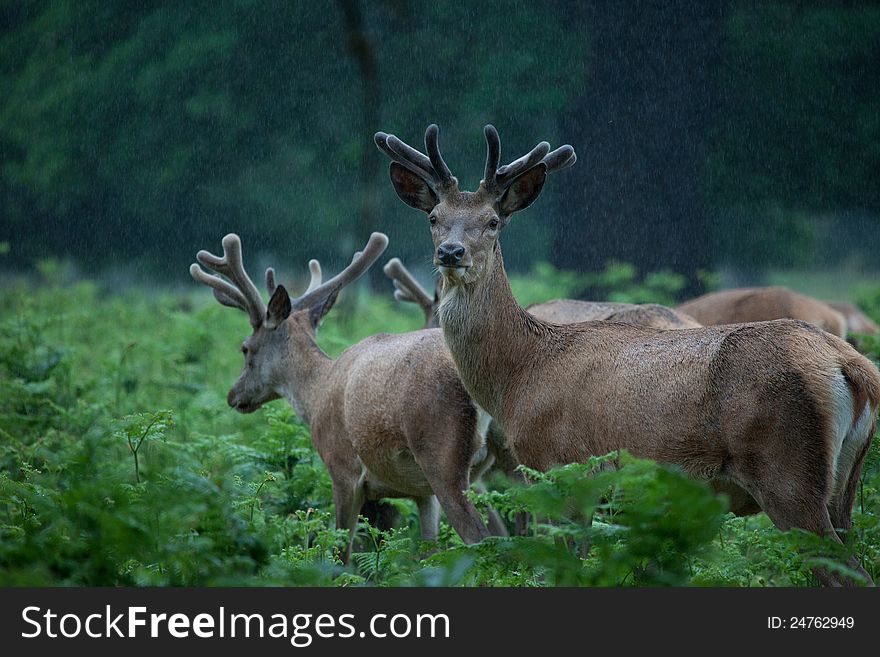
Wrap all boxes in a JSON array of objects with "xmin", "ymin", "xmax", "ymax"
[
  {"xmin": 0, "ymin": 281, "xmax": 876, "ymax": 586},
  {"xmin": 509, "ymin": 260, "xmax": 689, "ymax": 308}
]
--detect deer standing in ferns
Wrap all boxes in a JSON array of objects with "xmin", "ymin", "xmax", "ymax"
[
  {"xmin": 190, "ymin": 232, "xmax": 507, "ymax": 562},
  {"xmin": 375, "ymin": 124, "xmax": 880, "ymax": 586}
]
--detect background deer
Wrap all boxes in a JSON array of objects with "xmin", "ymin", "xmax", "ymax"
[
  {"xmin": 190, "ymin": 232, "xmax": 509, "ymax": 561},
  {"xmin": 376, "ymin": 123, "xmax": 880, "ymax": 585},
  {"xmin": 677, "ymin": 287, "xmax": 848, "ymax": 339},
  {"xmin": 827, "ymin": 301, "xmax": 879, "ymax": 341},
  {"xmin": 384, "ymin": 258, "xmax": 700, "ymax": 329}
]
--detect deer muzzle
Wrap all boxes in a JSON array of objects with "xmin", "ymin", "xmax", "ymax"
[{"xmin": 436, "ymin": 242, "xmax": 466, "ymax": 267}]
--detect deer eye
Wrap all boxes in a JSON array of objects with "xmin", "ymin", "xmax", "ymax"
[
  {"xmin": 488, "ymin": 217, "xmax": 499, "ymax": 229},
  {"xmin": 241, "ymin": 345, "xmax": 249, "ymax": 355},
  {"xmin": 428, "ymin": 214, "xmax": 437, "ymax": 226}
]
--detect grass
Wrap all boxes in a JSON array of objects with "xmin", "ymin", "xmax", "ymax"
[{"xmin": 0, "ymin": 265, "xmax": 878, "ymax": 586}]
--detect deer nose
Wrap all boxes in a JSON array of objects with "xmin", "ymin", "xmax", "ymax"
[{"xmin": 437, "ymin": 243, "xmax": 465, "ymax": 266}]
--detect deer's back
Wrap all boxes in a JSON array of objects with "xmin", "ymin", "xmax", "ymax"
[
  {"xmin": 677, "ymin": 287, "xmax": 846, "ymax": 337},
  {"xmin": 502, "ymin": 318, "xmax": 860, "ymax": 472},
  {"xmin": 528, "ymin": 299, "xmax": 700, "ymax": 329}
]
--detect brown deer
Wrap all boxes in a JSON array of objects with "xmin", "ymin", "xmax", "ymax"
[
  {"xmin": 677, "ymin": 287, "xmax": 848, "ymax": 339},
  {"xmin": 375, "ymin": 123, "xmax": 880, "ymax": 586},
  {"xmin": 826, "ymin": 301, "xmax": 879, "ymax": 340},
  {"xmin": 190, "ymin": 232, "xmax": 508, "ymax": 562},
  {"xmin": 384, "ymin": 258, "xmax": 700, "ymax": 329},
  {"xmin": 527, "ymin": 300, "xmax": 701, "ymax": 328}
]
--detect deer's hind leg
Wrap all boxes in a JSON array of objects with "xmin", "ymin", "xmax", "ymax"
[
  {"xmin": 828, "ymin": 400, "xmax": 875, "ymax": 539},
  {"xmin": 485, "ymin": 419, "xmax": 529, "ymax": 535},
  {"xmin": 745, "ymin": 455, "xmax": 874, "ymax": 587},
  {"xmin": 416, "ymin": 495, "xmax": 441, "ymax": 542},
  {"xmin": 828, "ymin": 438, "xmax": 871, "ymax": 538}
]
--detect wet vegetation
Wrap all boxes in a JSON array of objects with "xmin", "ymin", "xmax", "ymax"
[
  {"xmin": 2, "ymin": 2, "xmax": 880, "ymax": 586},
  {"xmin": 2, "ymin": 2, "xmax": 879, "ymax": 288},
  {"xmin": 1, "ymin": 269, "xmax": 878, "ymax": 586}
]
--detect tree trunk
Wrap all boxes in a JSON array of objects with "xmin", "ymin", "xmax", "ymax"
[
  {"xmin": 555, "ymin": 1, "xmax": 726, "ymax": 299},
  {"xmin": 337, "ymin": 0, "xmax": 381, "ymax": 287}
]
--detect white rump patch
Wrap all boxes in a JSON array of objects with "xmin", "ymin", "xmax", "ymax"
[
  {"xmin": 476, "ymin": 406, "xmax": 492, "ymax": 439},
  {"xmin": 829, "ymin": 371, "xmax": 872, "ymax": 497},
  {"xmin": 469, "ymin": 405, "xmax": 493, "ymax": 468}
]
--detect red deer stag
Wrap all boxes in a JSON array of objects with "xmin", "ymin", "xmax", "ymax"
[
  {"xmin": 190, "ymin": 232, "xmax": 508, "ymax": 561},
  {"xmin": 375, "ymin": 124, "xmax": 880, "ymax": 586},
  {"xmin": 677, "ymin": 287, "xmax": 847, "ymax": 339}
]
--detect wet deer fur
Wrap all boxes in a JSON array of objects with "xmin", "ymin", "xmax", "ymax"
[
  {"xmin": 191, "ymin": 232, "xmax": 507, "ymax": 562},
  {"xmin": 826, "ymin": 301, "xmax": 879, "ymax": 345},
  {"xmin": 376, "ymin": 123, "xmax": 880, "ymax": 586},
  {"xmin": 678, "ymin": 287, "xmax": 848, "ymax": 339}
]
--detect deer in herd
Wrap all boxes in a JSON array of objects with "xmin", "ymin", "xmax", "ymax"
[
  {"xmin": 190, "ymin": 232, "xmax": 510, "ymax": 562},
  {"xmin": 375, "ymin": 123, "xmax": 880, "ymax": 585},
  {"xmin": 385, "ymin": 257, "xmax": 699, "ymax": 538},
  {"xmin": 826, "ymin": 301, "xmax": 879, "ymax": 344},
  {"xmin": 677, "ymin": 287, "xmax": 848, "ymax": 339},
  {"xmin": 384, "ymin": 258, "xmax": 700, "ymax": 329}
]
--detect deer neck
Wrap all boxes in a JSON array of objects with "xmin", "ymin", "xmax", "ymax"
[
  {"xmin": 438, "ymin": 243, "xmax": 543, "ymax": 419},
  {"xmin": 279, "ymin": 319, "xmax": 332, "ymax": 425}
]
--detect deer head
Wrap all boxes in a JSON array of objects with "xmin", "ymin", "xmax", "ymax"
[
  {"xmin": 375, "ymin": 124, "xmax": 575, "ymax": 287},
  {"xmin": 190, "ymin": 232, "xmax": 389, "ymax": 413}
]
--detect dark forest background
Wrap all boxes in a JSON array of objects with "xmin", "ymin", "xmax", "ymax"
[{"xmin": 1, "ymin": 0, "xmax": 879, "ymax": 296}]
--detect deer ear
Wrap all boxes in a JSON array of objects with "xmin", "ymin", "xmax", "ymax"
[
  {"xmin": 309, "ymin": 288, "xmax": 341, "ymax": 330},
  {"xmin": 389, "ymin": 162, "xmax": 438, "ymax": 213},
  {"xmin": 498, "ymin": 163, "xmax": 547, "ymax": 216},
  {"xmin": 264, "ymin": 285, "xmax": 291, "ymax": 330}
]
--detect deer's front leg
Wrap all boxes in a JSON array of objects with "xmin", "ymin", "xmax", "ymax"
[
  {"xmin": 413, "ymin": 438, "xmax": 492, "ymax": 545},
  {"xmin": 331, "ymin": 476, "xmax": 365, "ymax": 564},
  {"xmin": 486, "ymin": 420, "xmax": 529, "ymax": 536},
  {"xmin": 416, "ymin": 495, "xmax": 440, "ymax": 542},
  {"xmin": 472, "ymin": 481, "xmax": 509, "ymax": 537},
  {"xmin": 325, "ymin": 450, "xmax": 366, "ymax": 565}
]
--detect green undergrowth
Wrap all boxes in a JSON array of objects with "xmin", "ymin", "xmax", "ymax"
[{"xmin": 1, "ymin": 275, "xmax": 879, "ymax": 586}]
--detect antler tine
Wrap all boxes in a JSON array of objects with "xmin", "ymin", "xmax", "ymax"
[
  {"xmin": 494, "ymin": 141, "xmax": 551, "ymax": 188},
  {"xmin": 424, "ymin": 124, "xmax": 455, "ymax": 188},
  {"xmin": 195, "ymin": 234, "xmax": 266, "ymax": 327},
  {"xmin": 383, "ymin": 257, "xmax": 434, "ymax": 309},
  {"xmin": 190, "ymin": 263, "xmax": 249, "ymax": 310},
  {"xmin": 375, "ymin": 132, "xmax": 434, "ymax": 180},
  {"xmin": 265, "ymin": 259, "xmax": 322, "ymax": 299},
  {"xmin": 265, "ymin": 267, "xmax": 276, "ymax": 296},
  {"xmin": 305, "ymin": 259, "xmax": 322, "ymax": 293},
  {"xmin": 482, "ymin": 125, "xmax": 501, "ymax": 188},
  {"xmin": 375, "ymin": 127, "xmax": 457, "ymax": 194},
  {"xmin": 542, "ymin": 145, "xmax": 576, "ymax": 173},
  {"xmin": 480, "ymin": 124, "xmax": 552, "ymax": 196},
  {"xmin": 291, "ymin": 232, "xmax": 389, "ymax": 310},
  {"xmin": 393, "ymin": 288, "xmax": 417, "ymax": 303}
]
